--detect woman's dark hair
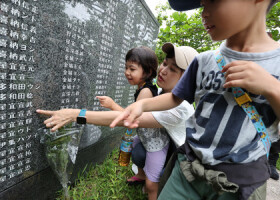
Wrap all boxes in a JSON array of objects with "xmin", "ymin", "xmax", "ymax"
[
  {"xmin": 125, "ymin": 46, "xmax": 158, "ymax": 81},
  {"xmin": 165, "ymin": 48, "xmax": 185, "ymax": 72},
  {"xmin": 165, "ymin": 48, "xmax": 175, "ymax": 59}
]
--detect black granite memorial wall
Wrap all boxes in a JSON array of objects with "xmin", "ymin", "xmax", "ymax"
[{"xmin": 0, "ymin": 0, "xmax": 159, "ymax": 199}]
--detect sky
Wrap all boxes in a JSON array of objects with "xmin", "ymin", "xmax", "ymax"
[
  {"xmin": 145, "ymin": 0, "xmax": 196, "ymax": 17},
  {"xmin": 145, "ymin": 0, "xmax": 166, "ymax": 16}
]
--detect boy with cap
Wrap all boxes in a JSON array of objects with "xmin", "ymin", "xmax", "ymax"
[{"xmin": 111, "ymin": 0, "xmax": 280, "ymax": 199}]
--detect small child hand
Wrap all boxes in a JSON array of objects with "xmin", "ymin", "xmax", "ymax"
[
  {"xmin": 96, "ymin": 96, "xmax": 115, "ymax": 110},
  {"xmin": 222, "ymin": 60, "xmax": 277, "ymax": 96}
]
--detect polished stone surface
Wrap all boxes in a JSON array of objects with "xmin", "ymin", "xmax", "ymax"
[{"xmin": 0, "ymin": 0, "xmax": 158, "ymax": 198}]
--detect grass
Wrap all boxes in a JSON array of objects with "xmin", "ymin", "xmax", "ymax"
[
  {"xmin": 56, "ymin": 150, "xmax": 280, "ymax": 200},
  {"xmin": 56, "ymin": 148, "xmax": 147, "ymax": 200}
]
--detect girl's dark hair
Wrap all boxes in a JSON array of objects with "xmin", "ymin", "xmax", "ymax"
[
  {"xmin": 125, "ymin": 46, "xmax": 158, "ymax": 81},
  {"xmin": 267, "ymin": 0, "xmax": 279, "ymax": 12}
]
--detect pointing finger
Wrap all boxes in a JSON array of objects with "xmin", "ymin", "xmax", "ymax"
[
  {"xmin": 36, "ymin": 109, "xmax": 54, "ymax": 116},
  {"xmin": 96, "ymin": 96, "xmax": 105, "ymax": 100}
]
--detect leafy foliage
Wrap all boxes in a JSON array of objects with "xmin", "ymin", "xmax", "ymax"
[
  {"xmin": 56, "ymin": 148, "xmax": 147, "ymax": 200},
  {"xmin": 155, "ymin": 2, "xmax": 280, "ymax": 63},
  {"xmin": 266, "ymin": 2, "xmax": 280, "ymax": 41}
]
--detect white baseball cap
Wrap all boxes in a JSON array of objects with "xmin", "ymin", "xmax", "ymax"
[{"xmin": 162, "ymin": 42, "xmax": 198, "ymax": 70}]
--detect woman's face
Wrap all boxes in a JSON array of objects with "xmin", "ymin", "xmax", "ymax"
[{"xmin": 157, "ymin": 57, "xmax": 184, "ymax": 93}]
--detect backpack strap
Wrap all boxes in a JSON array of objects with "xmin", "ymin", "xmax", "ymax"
[{"xmin": 214, "ymin": 50, "xmax": 271, "ymax": 158}]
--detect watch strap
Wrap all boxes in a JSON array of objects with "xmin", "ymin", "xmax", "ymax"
[{"xmin": 79, "ymin": 109, "xmax": 86, "ymax": 117}]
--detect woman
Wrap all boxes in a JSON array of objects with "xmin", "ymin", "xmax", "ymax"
[{"xmin": 37, "ymin": 43, "xmax": 198, "ymax": 199}]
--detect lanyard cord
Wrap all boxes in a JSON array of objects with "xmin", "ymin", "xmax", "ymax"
[{"xmin": 215, "ymin": 50, "xmax": 271, "ymax": 158}]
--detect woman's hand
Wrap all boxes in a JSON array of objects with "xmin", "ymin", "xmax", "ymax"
[{"xmin": 36, "ymin": 109, "xmax": 80, "ymax": 132}]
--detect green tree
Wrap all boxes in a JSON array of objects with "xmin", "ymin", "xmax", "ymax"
[
  {"xmin": 266, "ymin": 2, "xmax": 280, "ymax": 41},
  {"xmin": 155, "ymin": 2, "xmax": 280, "ymax": 63}
]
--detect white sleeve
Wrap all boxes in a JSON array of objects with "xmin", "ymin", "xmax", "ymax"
[{"xmin": 152, "ymin": 101, "xmax": 194, "ymax": 147}]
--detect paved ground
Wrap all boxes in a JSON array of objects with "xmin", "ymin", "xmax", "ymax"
[{"xmin": 266, "ymin": 169, "xmax": 280, "ymax": 200}]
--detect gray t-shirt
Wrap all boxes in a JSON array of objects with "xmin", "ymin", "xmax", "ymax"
[{"xmin": 173, "ymin": 43, "xmax": 280, "ymax": 165}]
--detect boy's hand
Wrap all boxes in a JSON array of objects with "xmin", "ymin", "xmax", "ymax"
[
  {"xmin": 36, "ymin": 109, "xmax": 79, "ymax": 132},
  {"xmin": 222, "ymin": 60, "xmax": 277, "ymax": 96},
  {"xmin": 96, "ymin": 96, "xmax": 114, "ymax": 109},
  {"xmin": 110, "ymin": 101, "xmax": 143, "ymax": 128}
]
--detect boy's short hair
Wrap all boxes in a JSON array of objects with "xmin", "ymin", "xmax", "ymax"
[{"xmin": 125, "ymin": 46, "xmax": 158, "ymax": 81}]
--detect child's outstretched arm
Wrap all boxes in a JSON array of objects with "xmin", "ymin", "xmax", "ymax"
[
  {"xmin": 222, "ymin": 60, "xmax": 280, "ymax": 119},
  {"xmin": 110, "ymin": 93, "xmax": 183, "ymax": 128},
  {"xmin": 96, "ymin": 96, "xmax": 124, "ymax": 111}
]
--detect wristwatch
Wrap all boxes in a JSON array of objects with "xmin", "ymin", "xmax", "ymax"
[{"xmin": 76, "ymin": 109, "xmax": 87, "ymax": 124}]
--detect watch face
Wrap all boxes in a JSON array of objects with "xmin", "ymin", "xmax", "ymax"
[{"xmin": 77, "ymin": 117, "xmax": 86, "ymax": 124}]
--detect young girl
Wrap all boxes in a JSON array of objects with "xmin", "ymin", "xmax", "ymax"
[
  {"xmin": 98, "ymin": 46, "xmax": 167, "ymax": 200},
  {"xmin": 97, "ymin": 46, "xmax": 158, "ymax": 110}
]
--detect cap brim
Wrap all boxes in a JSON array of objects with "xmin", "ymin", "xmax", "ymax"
[{"xmin": 168, "ymin": 0, "xmax": 201, "ymax": 11}]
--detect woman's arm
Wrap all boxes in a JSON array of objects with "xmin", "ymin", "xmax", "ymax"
[{"xmin": 36, "ymin": 109, "xmax": 163, "ymax": 132}]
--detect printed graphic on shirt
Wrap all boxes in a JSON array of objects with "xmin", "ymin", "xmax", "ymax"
[{"xmin": 173, "ymin": 46, "xmax": 280, "ymax": 165}]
